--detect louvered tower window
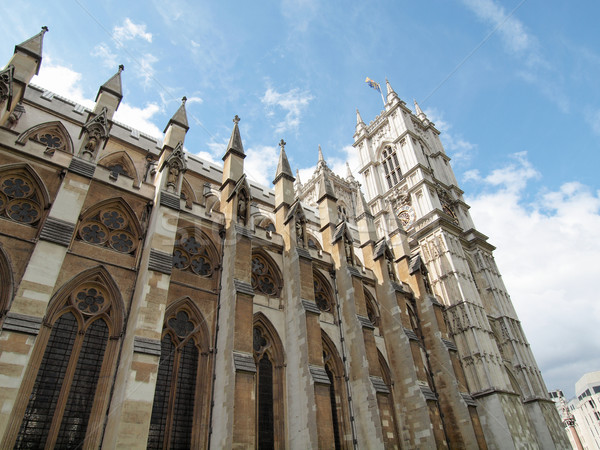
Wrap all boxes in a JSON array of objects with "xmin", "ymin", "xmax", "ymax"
[{"xmin": 382, "ymin": 146, "xmax": 402, "ymax": 189}]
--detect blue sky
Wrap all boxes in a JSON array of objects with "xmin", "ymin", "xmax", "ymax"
[{"xmin": 2, "ymin": 0, "xmax": 600, "ymax": 398}]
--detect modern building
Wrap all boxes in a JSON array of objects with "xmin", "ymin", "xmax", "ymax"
[
  {"xmin": 0, "ymin": 27, "xmax": 569, "ymax": 449},
  {"xmin": 559, "ymin": 372, "xmax": 600, "ymax": 449}
]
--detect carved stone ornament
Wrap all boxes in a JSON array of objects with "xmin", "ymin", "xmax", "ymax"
[
  {"xmin": 437, "ymin": 186, "xmax": 459, "ymax": 225},
  {"xmin": 295, "ymin": 216, "xmax": 306, "ymax": 247},
  {"xmin": 344, "ymin": 235, "xmax": 354, "ymax": 265},
  {"xmin": 160, "ymin": 141, "xmax": 187, "ymax": 193},
  {"xmin": 0, "ymin": 65, "xmax": 15, "ymax": 106},
  {"xmin": 80, "ymin": 107, "xmax": 109, "ymax": 161}
]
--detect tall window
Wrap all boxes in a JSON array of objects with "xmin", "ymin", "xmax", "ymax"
[
  {"xmin": 11, "ymin": 267, "xmax": 123, "ymax": 449},
  {"xmin": 148, "ymin": 300, "xmax": 210, "ymax": 449},
  {"xmin": 313, "ymin": 270, "xmax": 334, "ymax": 312},
  {"xmin": 253, "ymin": 314, "xmax": 285, "ymax": 449},
  {"xmin": 381, "ymin": 146, "xmax": 402, "ymax": 189}
]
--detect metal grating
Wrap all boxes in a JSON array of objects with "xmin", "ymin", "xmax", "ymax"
[
  {"xmin": 15, "ymin": 313, "xmax": 78, "ymax": 449},
  {"xmin": 170, "ymin": 340, "xmax": 198, "ymax": 449},
  {"xmin": 55, "ymin": 318, "xmax": 108, "ymax": 448}
]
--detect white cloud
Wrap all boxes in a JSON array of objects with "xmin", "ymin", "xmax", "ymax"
[
  {"xmin": 92, "ymin": 43, "xmax": 118, "ymax": 69},
  {"xmin": 31, "ymin": 58, "xmax": 95, "ymax": 109},
  {"xmin": 185, "ymin": 96, "xmax": 203, "ymax": 105},
  {"xmin": 464, "ymin": 153, "xmax": 600, "ymax": 396},
  {"xmin": 584, "ymin": 107, "xmax": 600, "ymax": 136},
  {"xmin": 261, "ymin": 87, "xmax": 313, "ymax": 134},
  {"xmin": 138, "ymin": 53, "xmax": 158, "ymax": 87},
  {"xmin": 112, "ymin": 18, "xmax": 153, "ymax": 45},
  {"xmin": 245, "ymin": 145, "xmax": 280, "ymax": 186},
  {"xmin": 113, "ymin": 102, "xmax": 162, "ymax": 138}
]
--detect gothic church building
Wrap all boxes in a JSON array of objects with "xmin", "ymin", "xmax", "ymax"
[{"xmin": 0, "ymin": 28, "xmax": 568, "ymax": 449}]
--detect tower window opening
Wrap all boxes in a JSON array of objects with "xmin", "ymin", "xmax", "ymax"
[{"xmin": 381, "ymin": 146, "xmax": 402, "ymax": 190}]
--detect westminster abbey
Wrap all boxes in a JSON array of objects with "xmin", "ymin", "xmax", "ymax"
[{"xmin": 0, "ymin": 28, "xmax": 569, "ymax": 449}]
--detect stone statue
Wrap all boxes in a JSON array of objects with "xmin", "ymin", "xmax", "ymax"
[
  {"xmin": 237, "ymin": 193, "xmax": 247, "ymax": 225},
  {"xmin": 344, "ymin": 237, "xmax": 353, "ymax": 265},
  {"xmin": 296, "ymin": 218, "xmax": 304, "ymax": 246}
]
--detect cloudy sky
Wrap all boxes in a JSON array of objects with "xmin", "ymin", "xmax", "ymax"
[{"xmin": 2, "ymin": 1, "xmax": 599, "ymax": 398}]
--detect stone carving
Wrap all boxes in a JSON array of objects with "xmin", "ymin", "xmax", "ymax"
[
  {"xmin": 237, "ymin": 190, "xmax": 248, "ymax": 225},
  {"xmin": 80, "ymin": 107, "xmax": 109, "ymax": 161},
  {"xmin": 160, "ymin": 141, "xmax": 187, "ymax": 194}
]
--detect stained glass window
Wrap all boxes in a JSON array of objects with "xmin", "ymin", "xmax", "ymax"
[
  {"xmin": 77, "ymin": 204, "xmax": 139, "ymax": 254},
  {"xmin": 172, "ymin": 232, "xmax": 214, "ymax": 277},
  {"xmin": 251, "ymin": 254, "xmax": 281, "ymax": 297},
  {"xmin": 0, "ymin": 172, "xmax": 43, "ymax": 225}
]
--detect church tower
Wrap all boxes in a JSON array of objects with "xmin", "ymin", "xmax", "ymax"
[{"xmin": 354, "ymin": 80, "xmax": 568, "ymax": 449}]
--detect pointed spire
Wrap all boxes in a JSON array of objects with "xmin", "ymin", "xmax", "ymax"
[
  {"xmin": 164, "ymin": 96, "xmax": 189, "ymax": 133},
  {"xmin": 355, "ymin": 189, "xmax": 372, "ymax": 220},
  {"xmin": 317, "ymin": 144, "xmax": 328, "ymax": 171},
  {"xmin": 95, "ymin": 64, "xmax": 124, "ymax": 108},
  {"xmin": 346, "ymin": 162, "xmax": 356, "ymax": 182},
  {"xmin": 356, "ymin": 109, "xmax": 365, "ymax": 126},
  {"xmin": 385, "ymin": 78, "xmax": 399, "ymax": 105},
  {"xmin": 14, "ymin": 26, "xmax": 48, "ymax": 75},
  {"xmin": 317, "ymin": 169, "xmax": 337, "ymax": 203},
  {"xmin": 294, "ymin": 169, "xmax": 302, "ymax": 193},
  {"xmin": 273, "ymin": 139, "xmax": 294, "ymax": 184},
  {"xmin": 295, "ymin": 169, "xmax": 302, "ymax": 185},
  {"xmin": 223, "ymin": 114, "xmax": 245, "ymax": 160},
  {"xmin": 414, "ymin": 99, "xmax": 427, "ymax": 121}
]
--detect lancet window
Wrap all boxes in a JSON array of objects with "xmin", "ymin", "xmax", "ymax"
[
  {"xmin": 381, "ymin": 146, "xmax": 402, "ymax": 189},
  {"xmin": 253, "ymin": 314, "xmax": 285, "ymax": 449},
  {"xmin": 172, "ymin": 229, "xmax": 217, "ymax": 277},
  {"xmin": 364, "ymin": 288, "xmax": 380, "ymax": 327},
  {"xmin": 12, "ymin": 268, "xmax": 123, "ymax": 449},
  {"xmin": 251, "ymin": 252, "xmax": 282, "ymax": 297},
  {"xmin": 0, "ymin": 166, "xmax": 48, "ymax": 226},
  {"xmin": 313, "ymin": 270, "xmax": 334, "ymax": 312},
  {"xmin": 148, "ymin": 300, "xmax": 210, "ymax": 449},
  {"xmin": 77, "ymin": 200, "xmax": 141, "ymax": 255},
  {"xmin": 322, "ymin": 332, "xmax": 350, "ymax": 450}
]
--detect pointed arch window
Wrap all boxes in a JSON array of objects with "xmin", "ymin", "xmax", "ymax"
[
  {"xmin": 382, "ymin": 146, "xmax": 402, "ymax": 189},
  {"xmin": 0, "ymin": 166, "xmax": 49, "ymax": 226},
  {"xmin": 98, "ymin": 151, "xmax": 140, "ymax": 184},
  {"xmin": 76, "ymin": 199, "xmax": 141, "ymax": 255},
  {"xmin": 16, "ymin": 121, "xmax": 74, "ymax": 155},
  {"xmin": 172, "ymin": 229, "xmax": 218, "ymax": 277},
  {"xmin": 11, "ymin": 268, "xmax": 124, "ymax": 449},
  {"xmin": 253, "ymin": 314, "xmax": 285, "ymax": 449},
  {"xmin": 364, "ymin": 288, "xmax": 380, "ymax": 328},
  {"xmin": 0, "ymin": 246, "xmax": 13, "ymax": 318},
  {"xmin": 251, "ymin": 252, "xmax": 282, "ymax": 297},
  {"xmin": 322, "ymin": 332, "xmax": 350, "ymax": 450},
  {"xmin": 148, "ymin": 301, "xmax": 210, "ymax": 449},
  {"xmin": 313, "ymin": 270, "xmax": 334, "ymax": 312}
]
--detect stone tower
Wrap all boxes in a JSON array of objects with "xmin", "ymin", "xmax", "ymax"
[{"xmin": 354, "ymin": 80, "xmax": 568, "ymax": 448}]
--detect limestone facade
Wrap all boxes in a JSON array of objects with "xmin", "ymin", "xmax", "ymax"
[{"xmin": 0, "ymin": 29, "xmax": 568, "ymax": 449}]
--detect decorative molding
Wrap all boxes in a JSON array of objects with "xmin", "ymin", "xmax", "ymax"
[
  {"xmin": 461, "ymin": 392, "xmax": 477, "ymax": 406},
  {"xmin": 442, "ymin": 338, "xmax": 458, "ymax": 351},
  {"xmin": 148, "ymin": 249, "xmax": 173, "ymax": 275},
  {"xmin": 404, "ymin": 328, "xmax": 419, "ymax": 341},
  {"xmin": 301, "ymin": 299, "xmax": 321, "ymax": 315},
  {"xmin": 309, "ymin": 365, "xmax": 330, "ymax": 385},
  {"xmin": 68, "ymin": 157, "xmax": 96, "ymax": 178},
  {"xmin": 233, "ymin": 351, "xmax": 256, "ymax": 373},
  {"xmin": 159, "ymin": 190, "xmax": 180, "ymax": 210},
  {"xmin": 233, "ymin": 279, "xmax": 254, "ymax": 297},
  {"xmin": 133, "ymin": 336, "xmax": 161, "ymax": 356},
  {"xmin": 3, "ymin": 312, "xmax": 42, "ymax": 335},
  {"xmin": 370, "ymin": 376, "xmax": 390, "ymax": 394},
  {"xmin": 39, "ymin": 217, "xmax": 75, "ymax": 246},
  {"xmin": 420, "ymin": 385, "xmax": 437, "ymax": 401},
  {"xmin": 296, "ymin": 247, "xmax": 311, "ymax": 260},
  {"xmin": 234, "ymin": 223, "xmax": 254, "ymax": 239},
  {"xmin": 357, "ymin": 314, "xmax": 375, "ymax": 330}
]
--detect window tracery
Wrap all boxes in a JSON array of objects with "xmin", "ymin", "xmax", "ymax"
[
  {"xmin": 251, "ymin": 252, "xmax": 282, "ymax": 297},
  {"xmin": 313, "ymin": 271, "xmax": 334, "ymax": 312},
  {"xmin": 364, "ymin": 289, "xmax": 380, "ymax": 327},
  {"xmin": 0, "ymin": 169, "xmax": 45, "ymax": 226},
  {"xmin": 148, "ymin": 301, "xmax": 209, "ymax": 449},
  {"xmin": 12, "ymin": 267, "xmax": 123, "ymax": 449},
  {"xmin": 381, "ymin": 145, "xmax": 402, "ymax": 189},
  {"xmin": 16, "ymin": 121, "xmax": 73, "ymax": 155},
  {"xmin": 172, "ymin": 230, "xmax": 216, "ymax": 277},
  {"xmin": 76, "ymin": 200, "xmax": 141, "ymax": 255}
]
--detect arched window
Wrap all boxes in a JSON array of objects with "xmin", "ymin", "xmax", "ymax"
[
  {"xmin": 10, "ymin": 267, "xmax": 124, "ymax": 449},
  {"xmin": 16, "ymin": 120, "xmax": 74, "ymax": 155},
  {"xmin": 364, "ymin": 288, "xmax": 380, "ymax": 328},
  {"xmin": 148, "ymin": 299, "xmax": 210, "ymax": 449},
  {"xmin": 337, "ymin": 202, "xmax": 348, "ymax": 222},
  {"xmin": 307, "ymin": 233, "xmax": 321, "ymax": 251},
  {"xmin": 322, "ymin": 331, "xmax": 351, "ymax": 450},
  {"xmin": 251, "ymin": 251, "xmax": 282, "ymax": 297},
  {"xmin": 377, "ymin": 350, "xmax": 401, "ymax": 448},
  {"xmin": 0, "ymin": 245, "xmax": 14, "ymax": 318},
  {"xmin": 172, "ymin": 228, "xmax": 218, "ymax": 277},
  {"xmin": 180, "ymin": 177, "xmax": 196, "ymax": 209},
  {"xmin": 313, "ymin": 270, "xmax": 334, "ymax": 312},
  {"xmin": 98, "ymin": 151, "xmax": 139, "ymax": 184},
  {"xmin": 0, "ymin": 164, "xmax": 49, "ymax": 227},
  {"xmin": 76, "ymin": 198, "xmax": 142, "ymax": 255},
  {"xmin": 381, "ymin": 146, "xmax": 402, "ymax": 189},
  {"xmin": 253, "ymin": 313, "xmax": 285, "ymax": 449}
]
